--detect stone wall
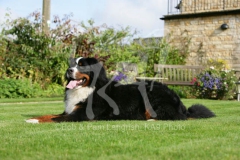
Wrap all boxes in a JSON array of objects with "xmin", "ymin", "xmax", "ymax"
[
  {"xmin": 181, "ymin": 0, "xmax": 240, "ymax": 13},
  {"xmin": 164, "ymin": 14, "xmax": 240, "ymax": 71}
]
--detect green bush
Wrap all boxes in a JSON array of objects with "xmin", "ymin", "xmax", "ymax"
[
  {"xmin": 42, "ymin": 83, "xmax": 65, "ymax": 97},
  {"xmin": 168, "ymin": 85, "xmax": 194, "ymax": 99},
  {"xmin": 1, "ymin": 11, "xmax": 73, "ymax": 88},
  {"xmin": 73, "ymin": 19, "xmax": 140, "ymax": 71},
  {"xmin": 137, "ymin": 38, "xmax": 188, "ymax": 77},
  {"xmin": 0, "ymin": 78, "xmax": 42, "ymax": 98},
  {"xmin": 72, "ymin": 20, "xmax": 189, "ymax": 76},
  {"xmin": 0, "ymin": 79, "xmax": 64, "ymax": 98},
  {"xmin": 0, "ymin": 11, "xmax": 191, "ymax": 98}
]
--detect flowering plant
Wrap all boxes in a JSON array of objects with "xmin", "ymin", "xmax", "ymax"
[
  {"xmin": 112, "ymin": 71, "xmax": 127, "ymax": 82},
  {"xmin": 108, "ymin": 62, "xmax": 138, "ymax": 84},
  {"xmin": 192, "ymin": 66, "xmax": 237, "ymax": 99},
  {"xmin": 108, "ymin": 70, "xmax": 137, "ymax": 84}
]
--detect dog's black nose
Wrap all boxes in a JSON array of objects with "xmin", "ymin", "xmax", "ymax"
[{"xmin": 68, "ymin": 68, "xmax": 74, "ymax": 73}]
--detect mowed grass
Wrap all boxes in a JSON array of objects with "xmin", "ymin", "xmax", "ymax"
[{"xmin": 0, "ymin": 98, "xmax": 240, "ymax": 160}]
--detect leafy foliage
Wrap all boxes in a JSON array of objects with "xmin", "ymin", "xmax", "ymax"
[
  {"xmin": 72, "ymin": 21, "xmax": 189, "ymax": 76},
  {"xmin": 135, "ymin": 38, "xmax": 188, "ymax": 77},
  {"xmin": 1, "ymin": 11, "xmax": 73, "ymax": 88},
  {"xmin": 0, "ymin": 78, "xmax": 42, "ymax": 98},
  {"xmin": 0, "ymin": 78, "xmax": 64, "ymax": 98},
  {"xmin": 42, "ymin": 83, "xmax": 65, "ymax": 97},
  {"xmin": 0, "ymin": 11, "xmax": 189, "ymax": 98},
  {"xmin": 168, "ymin": 86, "xmax": 194, "ymax": 99},
  {"xmin": 73, "ymin": 19, "xmax": 140, "ymax": 71}
]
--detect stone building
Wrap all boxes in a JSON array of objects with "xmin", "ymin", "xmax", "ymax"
[{"xmin": 161, "ymin": 0, "xmax": 240, "ymax": 72}]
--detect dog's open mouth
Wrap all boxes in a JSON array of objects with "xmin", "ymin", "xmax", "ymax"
[{"xmin": 66, "ymin": 78, "xmax": 87, "ymax": 89}]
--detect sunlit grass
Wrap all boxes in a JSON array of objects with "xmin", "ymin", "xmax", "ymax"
[{"xmin": 0, "ymin": 98, "xmax": 239, "ymax": 160}]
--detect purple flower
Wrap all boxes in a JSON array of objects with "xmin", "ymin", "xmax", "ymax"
[
  {"xmin": 113, "ymin": 72, "xmax": 127, "ymax": 82},
  {"xmin": 193, "ymin": 67, "xmax": 237, "ymax": 99}
]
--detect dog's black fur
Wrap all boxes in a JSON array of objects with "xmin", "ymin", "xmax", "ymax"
[{"xmin": 58, "ymin": 57, "xmax": 215, "ymax": 122}]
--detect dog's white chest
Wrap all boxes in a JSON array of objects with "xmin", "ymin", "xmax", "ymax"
[{"xmin": 64, "ymin": 87, "xmax": 95, "ymax": 114}]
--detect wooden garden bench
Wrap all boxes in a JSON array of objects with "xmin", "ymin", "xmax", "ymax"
[
  {"xmin": 136, "ymin": 64, "xmax": 204, "ymax": 86},
  {"xmin": 154, "ymin": 64, "xmax": 204, "ymax": 85}
]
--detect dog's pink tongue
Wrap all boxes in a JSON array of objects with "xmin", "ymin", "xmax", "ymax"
[{"xmin": 66, "ymin": 80, "xmax": 78, "ymax": 89}]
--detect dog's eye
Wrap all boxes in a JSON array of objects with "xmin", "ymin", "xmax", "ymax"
[{"xmin": 78, "ymin": 62, "xmax": 83, "ymax": 66}]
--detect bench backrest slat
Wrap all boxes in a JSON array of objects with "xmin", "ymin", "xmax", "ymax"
[{"xmin": 154, "ymin": 64, "xmax": 204, "ymax": 85}]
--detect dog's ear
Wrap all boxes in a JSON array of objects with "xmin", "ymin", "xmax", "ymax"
[
  {"xmin": 86, "ymin": 57, "xmax": 99, "ymax": 65},
  {"xmin": 89, "ymin": 59, "xmax": 108, "ymax": 81}
]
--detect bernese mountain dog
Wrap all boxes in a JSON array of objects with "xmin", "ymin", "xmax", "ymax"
[{"xmin": 26, "ymin": 57, "xmax": 215, "ymax": 123}]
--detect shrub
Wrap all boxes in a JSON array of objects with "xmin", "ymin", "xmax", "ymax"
[
  {"xmin": 168, "ymin": 85, "xmax": 194, "ymax": 99},
  {"xmin": 42, "ymin": 83, "xmax": 65, "ymax": 97},
  {"xmin": 72, "ymin": 21, "xmax": 190, "ymax": 77},
  {"xmin": 1, "ymin": 11, "xmax": 192, "ymax": 98},
  {"xmin": 0, "ymin": 78, "xmax": 64, "ymax": 98},
  {"xmin": 192, "ymin": 66, "xmax": 237, "ymax": 99},
  {"xmin": 1, "ymin": 11, "xmax": 73, "ymax": 88},
  {"xmin": 133, "ymin": 38, "xmax": 189, "ymax": 77},
  {"xmin": 0, "ymin": 78, "xmax": 42, "ymax": 98}
]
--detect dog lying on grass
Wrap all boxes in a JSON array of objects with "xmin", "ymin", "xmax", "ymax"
[{"xmin": 26, "ymin": 57, "xmax": 215, "ymax": 123}]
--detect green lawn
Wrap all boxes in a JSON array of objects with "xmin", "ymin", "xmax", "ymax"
[{"xmin": 0, "ymin": 98, "xmax": 239, "ymax": 160}]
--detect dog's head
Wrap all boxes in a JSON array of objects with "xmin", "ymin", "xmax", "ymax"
[{"xmin": 66, "ymin": 57, "xmax": 107, "ymax": 89}]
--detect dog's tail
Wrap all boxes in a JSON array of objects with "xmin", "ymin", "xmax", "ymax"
[{"xmin": 187, "ymin": 104, "xmax": 215, "ymax": 119}]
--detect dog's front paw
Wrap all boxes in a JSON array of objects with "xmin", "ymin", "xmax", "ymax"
[{"xmin": 25, "ymin": 119, "xmax": 39, "ymax": 124}]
